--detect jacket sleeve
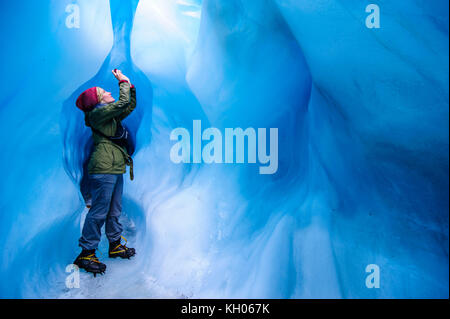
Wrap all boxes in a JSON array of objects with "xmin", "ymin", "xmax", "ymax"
[
  {"xmin": 88, "ymin": 82, "xmax": 131, "ymax": 125},
  {"xmin": 117, "ymin": 85, "xmax": 136, "ymax": 121}
]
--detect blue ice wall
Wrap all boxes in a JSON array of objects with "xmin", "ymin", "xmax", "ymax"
[{"xmin": 0, "ymin": 0, "xmax": 448, "ymax": 298}]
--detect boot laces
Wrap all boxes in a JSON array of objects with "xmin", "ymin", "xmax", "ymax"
[
  {"xmin": 111, "ymin": 236, "xmax": 129, "ymax": 253},
  {"xmin": 80, "ymin": 253, "xmax": 101, "ymax": 264}
]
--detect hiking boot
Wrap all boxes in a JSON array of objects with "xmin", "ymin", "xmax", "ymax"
[
  {"xmin": 74, "ymin": 249, "xmax": 106, "ymax": 277},
  {"xmin": 109, "ymin": 236, "xmax": 136, "ymax": 259}
]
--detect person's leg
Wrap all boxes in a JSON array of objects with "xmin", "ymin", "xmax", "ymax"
[
  {"xmin": 105, "ymin": 174, "xmax": 124, "ymax": 243},
  {"xmin": 106, "ymin": 174, "xmax": 136, "ymax": 259},
  {"xmin": 79, "ymin": 174, "xmax": 118, "ymax": 250}
]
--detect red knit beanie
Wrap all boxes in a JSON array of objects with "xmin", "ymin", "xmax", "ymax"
[{"xmin": 76, "ymin": 87, "xmax": 99, "ymax": 112}]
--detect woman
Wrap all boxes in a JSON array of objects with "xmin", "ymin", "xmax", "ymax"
[{"xmin": 73, "ymin": 69, "xmax": 137, "ymax": 276}]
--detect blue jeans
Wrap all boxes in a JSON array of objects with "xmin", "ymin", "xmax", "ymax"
[{"xmin": 79, "ymin": 174, "xmax": 124, "ymax": 250}]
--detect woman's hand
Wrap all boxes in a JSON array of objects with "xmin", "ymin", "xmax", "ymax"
[{"xmin": 112, "ymin": 69, "xmax": 131, "ymax": 84}]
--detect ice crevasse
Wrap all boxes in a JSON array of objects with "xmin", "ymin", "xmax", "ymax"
[{"xmin": 0, "ymin": 0, "xmax": 448, "ymax": 298}]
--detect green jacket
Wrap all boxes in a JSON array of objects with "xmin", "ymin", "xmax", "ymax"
[{"xmin": 85, "ymin": 82, "xmax": 137, "ymax": 176}]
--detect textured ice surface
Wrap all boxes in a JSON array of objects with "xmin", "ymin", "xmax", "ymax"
[{"xmin": 0, "ymin": 0, "xmax": 447, "ymax": 298}]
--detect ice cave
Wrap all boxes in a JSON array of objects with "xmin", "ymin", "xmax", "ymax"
[{"xmin": 0, "ymin": 0, "xmax": 448, "ymax": 298}]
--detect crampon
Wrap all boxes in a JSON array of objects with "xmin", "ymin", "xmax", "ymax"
[{"xmin": 74, "ymin": 250, "xmax": 106, "ymax": 277}]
